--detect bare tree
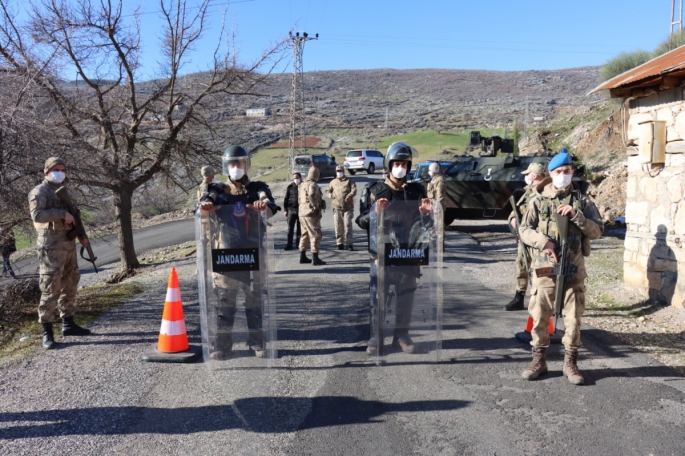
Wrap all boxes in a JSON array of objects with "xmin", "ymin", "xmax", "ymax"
[{"xmin": 0, "ymin": 0, "xmax": 286, "ymax": 277}]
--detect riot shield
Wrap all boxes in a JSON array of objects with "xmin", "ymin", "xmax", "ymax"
[
  {"xmin": 195, "ymin": 203, "xmax": 277, "ymax": 369},
  {"xmin": 369, "ymin": 199, "xmax": 443, "ymax": 365}
]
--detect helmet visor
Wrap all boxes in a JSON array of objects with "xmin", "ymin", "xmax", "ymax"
[{"xmin": 222, "ymin": 155, "xmax": 251, "ymax": 176}]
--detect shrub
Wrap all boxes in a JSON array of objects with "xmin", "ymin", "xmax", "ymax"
[
  {"xmin": 652, "ymin": 29, "xmax": 685, "ymax": 58},
  {"xmin": 599, "ymin": 50, "xmax": 652, "ymax": 83}
]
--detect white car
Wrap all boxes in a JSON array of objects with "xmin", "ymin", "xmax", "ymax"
[{"xmin": 344, "ymin": 149, "xmax": 384, "ymax": 175}]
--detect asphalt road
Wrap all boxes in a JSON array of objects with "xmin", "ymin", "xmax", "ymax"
[{"xmin": 2, "ymin": 173, "xmax": 685, "ymax": 455}]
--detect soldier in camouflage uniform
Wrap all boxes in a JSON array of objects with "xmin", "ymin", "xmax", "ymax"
[
  {"xmin": 196, "ymin": 165, "xmax": 216, "ymax": 202},
  {"xmin": 327, "ymin": 165, "xmax": 357, "ymax": 251},
  {"xmin": 504, "ymin": 162, "xmax": 546, "ymax": 311},
  {"xmin": 298, "ymin": 166, "xmax": 326, "ymax": 266},
  {"xmin": 29, "ymin": 157, "xmax": 92, "ymax": 350},
  {"xmin": 519, "ymin": 153, "xmax": 603, "ymax": 385},
  {"xmin": 426, "ymin": 162, "xmax": 445, "ymax": 212}
]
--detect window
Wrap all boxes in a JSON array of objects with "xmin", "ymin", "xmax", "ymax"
[{"xmin": 347, "ymin": 150, "xmax": 362, "ymax": 158}]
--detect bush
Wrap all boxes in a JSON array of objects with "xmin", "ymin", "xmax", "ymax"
[
  {"xmin": 652, "ymin": 29, "xmax": 685, "ymax": 58},
  {"xmin": 0, "ymin": 278, "xmax": 40, "ymax": 323},
  {"xmin": 599, "ymin": 50, "xmax": 652, "ymax": 83}
]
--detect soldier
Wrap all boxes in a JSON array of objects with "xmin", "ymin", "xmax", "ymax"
[
  {"xmin": 504, "ymin": 162, "xmax": 547, "ymax": 311},
  {"xmin": 357, "ymin": 142, "xmax": 429, "ymax": 355},
  {"xmin": 327, "ymin": 165, "xmax": 357, "ymax": 251},
  {"xmin": 29, "ymin": 157, "xmax": 92, "ymax": 350},
  {"xmin": 426, "ymin": 162, "xmax": 445, "ymax": 212},
  {"xmin": 196, "ymin": 165, "xmax": 216, "ymax": 202},
  {"xmin": 198, "ymin": 145, "xmax": 279, "ymax": 358},
  {"xmin": 298, "ymin": 166, "xmax": 326, "ymax": 266},
  {"xmin": 1, "ymin": 226, "xmax": 17, "ymax": 279},
  {"xmin": 519, "ymin": 152, "xmax": 603, "ymax": 385}
]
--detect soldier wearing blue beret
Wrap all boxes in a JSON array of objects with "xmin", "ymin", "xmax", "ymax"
[{"xmin": 518, "ymin": 150, "xmax": 603, "ymax": 385}]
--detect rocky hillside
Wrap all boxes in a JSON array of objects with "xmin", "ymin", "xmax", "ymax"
[{"xmin": 207, "ymin": 67, "xmax": 603, "ymax": 150}]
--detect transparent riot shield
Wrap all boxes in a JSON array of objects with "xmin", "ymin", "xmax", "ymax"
[
  {"xmin": 369, "ymin": 199, "xmax": 443, "ymax": 365},
  {"xmin": 195, "ymin": 203, "xmax": 276, "ymax": 369}
]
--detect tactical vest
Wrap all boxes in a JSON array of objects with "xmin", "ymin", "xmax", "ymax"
[
  {"xmin": 537, "ymin": 191, "xmax": 591, "ymax": 256},
  {"xmin": 214, "ymin": 181, "xmax": 270, "ymax": 206},
  {"xmin": 367, "ymin": 181, "xmax": 425, "ymax": 204}
]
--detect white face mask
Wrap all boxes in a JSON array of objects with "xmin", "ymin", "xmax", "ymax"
[
  {"xmin": 47, "ymin": 171, "xmax": 66, "ymax": 184},
  {"xmin": 428, "ymin": 172, "xmax": 435, "ymax": 178},
  {"xmin": 552, "ymin": 173, "xmax": 572, "ymax": 189},
  {"xmin": 294, "ymin": 178, "xmax": 301, "ymax": 185},
  {"xmin": 391, "ymin": 167, "xmax": 407, "ymax": 179},
  {"xmin": 524, "ymin": 175, "xmax": 533, "ymax": 186},
  {"xmin": 336, "ymin": 172, "xmax": 344, "ymax": 178},
  {"xmin": 228, "ymin": 167, "xmax": 245, "ymax": 181}
]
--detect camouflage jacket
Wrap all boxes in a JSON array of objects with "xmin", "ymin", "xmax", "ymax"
[
  {"xmin": 298, "ymin": 168, "xmax": 324, "ymax": 217},
  {"xmin": 519, "ymin": 180, "xmax": 603, "ymax": 287},
  {"xmin": 508, "ymin": 184, "xmax": 537, "ymax": 224},
  {"xmin": 426, "ymin": 174, "xmax": 446, "ymax": 209},
  {"xmin": 28, "ymin": 180, "xmax": 78, "ymax": 250},
  {"xmin": 326, "ymin": 176, "xmax": 357, "ymax": 211}
]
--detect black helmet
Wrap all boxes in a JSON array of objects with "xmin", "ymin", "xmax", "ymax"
[
  {"xmin": 384, "ymin": 141, "xmax": 417, "ymax": 170},
  {"xmin": 222, "ymin": 145, "xmax": 250, "ymax": 175}
]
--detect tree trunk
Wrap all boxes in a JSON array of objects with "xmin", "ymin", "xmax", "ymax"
[{"xmin": 113, "ymin": 185, "xmax": 140, "ymax": 272}]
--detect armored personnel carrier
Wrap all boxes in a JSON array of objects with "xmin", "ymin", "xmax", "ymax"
[{"xmin": 439, "ymin": 153, "xmax": 551, "ymax": 225}]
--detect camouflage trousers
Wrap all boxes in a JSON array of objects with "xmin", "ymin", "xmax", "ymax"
[
  {"xmin": 333, "ymin": 209, "xmax": 354, "ymax": 247},
  {"xmin": 211, "ymin": 272, "xmax": 264, "ymax": 349},
  {"xmin": 37, "ymin": 248, "xmax": 80, "ymax": 323},
  {"xmin": 515, "ymin": 243, "xmax": 531, "ymax": 292},
  {"xmin": 299, "ymin": 216, "xmax": 322, "ymax": 253},
  {"xmin": 529, "ymin": 278, "xmax": 586, "ymax": 351}
]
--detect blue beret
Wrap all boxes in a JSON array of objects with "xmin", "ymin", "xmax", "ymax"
[{"xmin": 548, "ymin": 152, "xmax": 572, "ymax": 171}]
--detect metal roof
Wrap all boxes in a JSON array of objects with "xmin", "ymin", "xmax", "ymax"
[{"xmin": 589, "ymin": 45, "xmax": 685, "ymax": 94}]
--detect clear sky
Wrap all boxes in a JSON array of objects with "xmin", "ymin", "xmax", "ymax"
[{"xmin": 18, "ymin": 1, "xmax": 678, "ymax": 76}]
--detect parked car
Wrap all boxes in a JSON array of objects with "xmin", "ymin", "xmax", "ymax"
[
  {"xmin": 344, "ymin": 149, "xmax": 384, "ymax": 175},
  {"xmin": 412, "ymin": 160, "xmax": 454, "ymax": 183},
  {"xmin": 292, "ymin": 153, "xmax": 338, "ymax": 179}
]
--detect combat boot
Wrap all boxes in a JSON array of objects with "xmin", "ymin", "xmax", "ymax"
[
  {"xmin": 522, "ymin": 347, "xmax": 548, "ymax": 380},
  {"xmin": 392, "ymin": 336, "xmax": 415, "ymax": 354},
  {"xmin": 346, "ymin": 245, "xmax": 355, "ymax": 251},
  {"xmin": 337, "ymin": 244, "xmax": 345, "ymax": 250},
  {"xmin": 41, "ymin": 323, "xmax": 56, "ymax": 350},
  {"xmin": 299, "ymin": 251, "xmax": 312, "ymax": 264},
  {"xmin": 504, "ymin": 291, "xmax": 525, "ymax": 311},
  {"xmin": 312, "ymin": 253, "xmax": 326, "ymax": 266},
  {"xmin": 61, "ymin": 316, "xmax": 91, "ymax": 336},
  {"xmin": 563, "ymin": 349, "xmax": 585, "ymax": 385}
]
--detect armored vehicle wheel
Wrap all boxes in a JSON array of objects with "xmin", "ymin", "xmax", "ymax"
[
  {"xmin": 367, "ymin": 163, "xmax": 375, "ymax": 174},
  {"xmin": 349, "ymin": 170, "xmax": 356, "ymax": 175}
]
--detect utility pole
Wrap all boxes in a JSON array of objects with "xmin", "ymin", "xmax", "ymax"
[
  {"xmin": 672, "ymin": 0, "xmax": 683, "ymax": 35},
  {"xmin": 288, "ymin": 31, "xmax": 318, "ymax": 167},
  {"xmin": 525, "ymin": 96, "xmax": 530, "ymax": 130},
  {"xmin": 385, "ymin": 107, "xmax": 389, "ymax": 130}
]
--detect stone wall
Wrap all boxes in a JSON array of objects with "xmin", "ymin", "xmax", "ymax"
[{"xmin": 623, "ymin": 89, "xmax": 685, "ymax": 308}]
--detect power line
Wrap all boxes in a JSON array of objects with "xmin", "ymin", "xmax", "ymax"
[{"xmin": 288, "ymin": 31, "xmax": 318, "ymax": 165}]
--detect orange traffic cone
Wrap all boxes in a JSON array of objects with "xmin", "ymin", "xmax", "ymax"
[
  {"xmin": 142, "ymin": 268, "xmax": 201, "ymax": 363},
  {"xmin": 157, "ymin": 268, "xmax": 189, "ymax": 353},
  {"xmin": 513, "ymin": 314, "xmax": 564, "ymax": 344}
]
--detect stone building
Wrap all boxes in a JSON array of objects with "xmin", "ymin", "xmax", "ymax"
[
  {"xmin": 246, "ymin": 108, "xmax": 272, "ymax": 117},
  {"xmin": 591, "ymin": 46, "xmax": 685, "ymax": 308}
]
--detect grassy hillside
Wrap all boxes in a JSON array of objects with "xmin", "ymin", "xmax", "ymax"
[{"xmin": 249, "ymin": 128, "xmax": 503, "ymax": 182}]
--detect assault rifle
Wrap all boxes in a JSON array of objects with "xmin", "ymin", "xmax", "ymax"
[
  {"xmin": 509, "ymin": 195, "xmax": 530, "ymax": 272},
  {"xmin": 55, "ymin": 187, "xmax": 98, "ymax": 273},
  {"xmin": 553, "ymin": 213, "xmax": 578, "ymax": 333}
]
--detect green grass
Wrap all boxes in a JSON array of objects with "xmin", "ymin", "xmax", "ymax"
[{"xmin": 0, "ymin": 281, "xmax": 147, "ymax": 361}]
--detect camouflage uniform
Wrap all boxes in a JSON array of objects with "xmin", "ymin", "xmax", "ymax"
[
  {"xmin": 508, "ymin": 185, "xmax": 537, "ymax": 293},
  {"xmin": 298, "ymin": 167, "xmax": 325, "ymax": 254},
  {"xmin": 426, "ymin": 174, "xmax": 446, "ymax": 212},
  {"xmin": 28, "ymin": 180, "xmax": 81, "ymax": 323},
  {"xmin": 327, "ymin": 174, "xmax": 357, "ymax": 248},
  {"xmin": 519, "ymin": 180, "xmax": 603, "ymax": 350}
]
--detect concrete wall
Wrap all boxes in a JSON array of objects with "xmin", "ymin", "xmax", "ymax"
[{"xmin": 624, "ymin": 88, "xmax": 685, "ymax": 308}]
